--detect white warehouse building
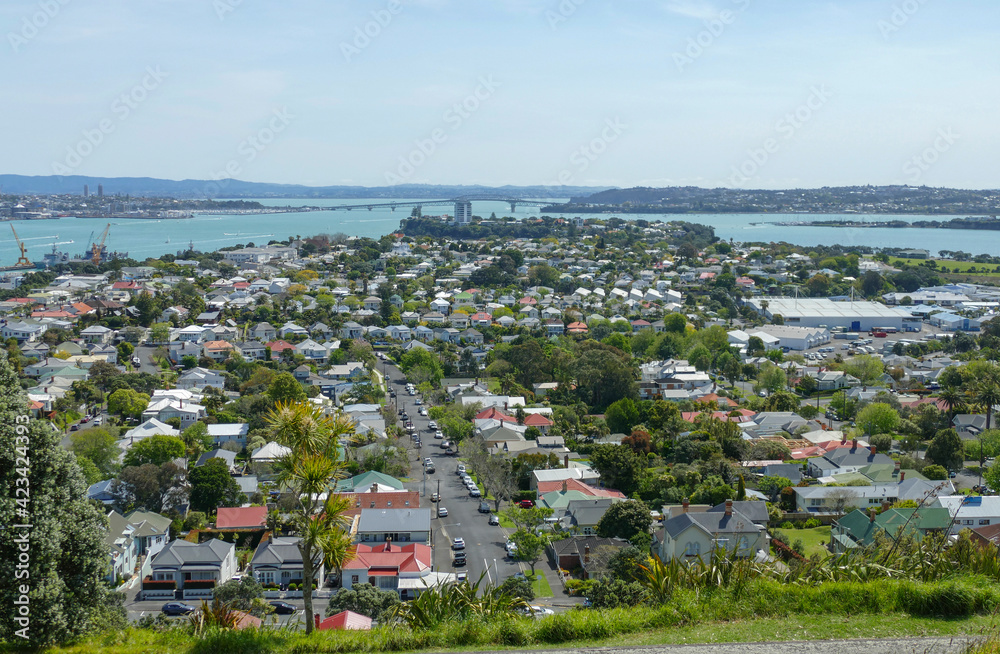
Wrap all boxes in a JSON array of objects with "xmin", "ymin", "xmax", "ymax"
[
  {"xmin": 746, "ymin": 298, "xmax": 921, "ymax": 332},
  {"xmin": 728, "ymin": 325, "xmax": 830, "ymax": 351}
]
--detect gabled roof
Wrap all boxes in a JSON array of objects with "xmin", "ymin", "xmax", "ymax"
[
  {"xmin": 215, "ymin": 506, "xmax": 267, "ymax": 529},
  {"xmin": 663, "ymin": 508, "xmax": 762, "ymax": 539},
  {"xmin": 317, "ymin": 610, "xmax": 372, "ymax": 631},
  {"xmin": 151, "ymin": 538, "xmax": 233, "ymax": 567},
  {"xmin": 343, "ymin": 542, "xmax": 432, "ymax": 574}
]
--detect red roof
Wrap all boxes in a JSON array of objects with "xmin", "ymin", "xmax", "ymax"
[
  {"xmin": 266, "ymin": 340, "xmax": 296, "ymax": 353},
  {"xmin": 317, "ymin": 610, "xmax": 372, "ymax": 631},
  {"xmin": 476, "ymin": 407, "xmax": 516, "ymax": 423},
  {"xmin": 536, "ymin": 478, "xmax": 626, "ymax": 498},
  {"xmin": 215, "ymin": 506, "xmax": 267, "ymax": 529},
  {"xmin": 112, "ymin": 281, "xmax": 140, "ymax": 289},
  {"xmin": 523, "ymin": 413, "xmax": 553, "ymax": 427},
  {"xmin": 694, "ymin": 393, "xmax": 738, "ymax": 408},
  {"xmin": 518, "ymin": 297, "xmax": 537, "ymax": 305},
  {"xmin": 344, "ymin": 542, "xmax": 432, "ymax": 575}
]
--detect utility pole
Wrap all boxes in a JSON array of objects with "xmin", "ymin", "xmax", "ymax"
[{"xmin": 437, "ymin": 478, "xmax": 441, "ymax": 501}]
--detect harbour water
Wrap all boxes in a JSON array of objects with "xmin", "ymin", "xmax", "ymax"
[{"xmin": 2, "ymin": 198, "xmax": 1000, "ymax": 269}]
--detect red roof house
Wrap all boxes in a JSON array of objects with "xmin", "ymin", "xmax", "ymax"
[
  {"xmin": 215, "ymin": 506, "xmax": 268, "ymax": 530},
  {"xmin": 315, "ymin": 610, "xmax": 373, "ymax": 631},
  {"xmin": 475, "ymin": 407, "xmax": 516, "ymax": 423}
]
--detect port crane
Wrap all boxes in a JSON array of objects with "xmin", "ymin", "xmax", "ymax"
[
  {"xmin": 10, "ymin": 224, "xmax": 32, "ymax": 267},
  {"xmin": 92, "ymin": 223, "xmax": 111, "ymax": 265}
]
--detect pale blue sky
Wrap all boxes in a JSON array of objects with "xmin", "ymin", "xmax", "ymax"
[{"xmin": 2, "ymin": 0, "xmax": 997, "ymax": 189}]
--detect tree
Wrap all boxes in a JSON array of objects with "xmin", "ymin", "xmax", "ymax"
[
  {"xmin": 326, "ymin": 583, "xmax": 401, "ymax": 622},
  {"xmin": 587, "ymin": 577, "xmax": 648, "ymax": 609},
  {"xmin": 69, "ymin": 428, "xmax": 121, "ymax": 477},
  {"xmin": 510, "ymin": 529, "xmax": 545, "ymax": 574},
  {"xmin": 925, "ymin": 428, "xmax": 964, "ymax": 472},
  {"xmin": 189, "ymin": 458, "xmax": 246, "ymax": 513},
  {"xmin": 107, "ymin": 388, "xmax": 149, "ymax": 420},
  {"xmin": 595, "ymin": 499, "xmax": 653, "ymax": 542},
  {"xmin": 855, "ymin": 403, "xmax": 900, "ymax": 437},
  {"xmin": 755, "ymin": 363, "xmax": 786, "ymax": 394},
  {"xmin": 922, "ymin": 464, "xmax": 948, "ymax": 481},
  {"xmin": 869, "ymin": 433, "xmax": 894, "ymax": 454},
  {"xmin": 756, "ymin": 476, "xmax": 791, "ymax": 502},
  {"xmin": 605, "ymin": 398, "xmax": 639, "ymax": 434},
  {"xmin": 399, "ymin": 348, "xmax": 444, "ymax": 387},
  {"xmin": 212, "ymin": 576, "xmax": 270, "ymax": 617},
  {"xmin": 606, "ymin": 545, "xmax": 649, "ymax": 583},
  {"xmin": 497, "ymin": 575, "xmax": 535, "ymax": 601},
  {"xmin": 88, "ymin": 360, "xmax": 122, "ymax": 391},
  {"xmin": 267, "ymin": 402, "xmax": 356, "ymax": 634},
  {"xmin": 111, "ymin": 462, "xmax": 186, "ymax": 513},
  {"xmin": 0, "ymin": 352, "xmax": 126, "ymax": 647},
  {"xmin": 843, "ymin": 355, "xmax": 885, "ymax": 388},
  {"xmin": 267, "ymin": 372, "xmax": 307, "ymax": 405},
  {"xmin": 122, "ymin": 435, "xmax": 186, "ymax": 468},
  {"xmin": 826, "ymin": 488, "xmax": 858, "ymax": 515},
  {"xmin": 181, "ymin": 422, "xmax": 213, "ymax": 459},
  {"xmin": 589, "ymin": 444, "xmax": 645, "ymax": 496},
  {"xmin": 973, "ymin": 378, "xmax": 1000, "ymax": 432}
]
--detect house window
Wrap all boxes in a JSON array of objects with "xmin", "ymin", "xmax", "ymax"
[
  {"xmin": 370, "ymin": 502, "xmax": 376, "ymax": 508},
  {"xmin": 405, "ymin": 501, "xmax": 410, "ymax": 506},
  {"xmin": 387, "ymin": 502, "xmax": 392, "ymax": 507},
  {"xmin": 352, "ymin": 575, "xmax": 359, "ymax": 584},
  {"xmin": 684, "ymin": 542, "xmax": 700, "ymax": 557},
  {"xmin": 981, "ymin": 520, "xmax": 991, "ymax": 525}
]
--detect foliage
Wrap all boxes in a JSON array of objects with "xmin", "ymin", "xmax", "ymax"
[
  {"xmin": 595, "ymin": 499, "xmax": 653, "ymax": 541},
  {"xmin": 605, "ymin": 398, "xmax": 640, "ymax": 434},
  {"xmin": 587, "ymin": 577, "xmax": 649, "ymax": 609},
  {"xmin": 510, "ymin": 529, "xmax": 546, "ymax": 573},
  {"xmin": 326, "ymin": 583, "xmax": 401, "ymax": 622},
  {"xmin": 69, "ymin": 427, "xmax": 121, "ymax": 477},
  {"xmin": 212, "ymin": 577, "xmax": 271, "ymax": 618},
  {"xmin": 0, "ymin": 353, "xmax": 126, "ymax": 647},
  {"xmin": 589, "ymin": 444, "xmax": 645, "ymax": 496},
  {"xmin": 107, "ymin": 388, "xmax": 150, "ymax": 420},
  {"xmin": 855, "ymin": 403, "xmax": 900, "ymax": 437},
  {"xmin": 267, "ymin": 372, "xmax": 307, "ymax": 405},
  {"xmin": 925, "ymin": 428, "xmax": 964, "ymax": 471},
  {"xmin": 497, "ymin": 575, "xmax": 535, "ymax": 602},
  {"xmin": 922, "ymin": 464, "xmax": 948, "ymax": 481},
  {"xmin": 189, "ymin": 458, "xmax": 246, "ymax": 513},
  {"xmin": 122, "ymin": 435, "xmax": 186, "ymax": 468},
  {"xmin": 389, "ymin": 574, "xmax": 530, "ymax": 629}
]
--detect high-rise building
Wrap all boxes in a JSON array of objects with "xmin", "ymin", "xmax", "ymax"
[
  {"xmin": 97, "ymin": 184, "xmax": 104, "ymax": 198},
  {"xmin": 454, "ymin": 200, "xmax": 472, "ymax": 224},
  {"xmin": 83, "ymin": 184, "xmax": 89, "ymax": 197}
]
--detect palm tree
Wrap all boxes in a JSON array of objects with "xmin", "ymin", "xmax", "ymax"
[
  {"xmin": 938, "ymin": 386, "xmax": 964, "ymax": 422},
  {"xmin": 268, "ymin": 402, "xmax": 356, "ymax": 634},
  {"xmin": 974, "ymin": 378, "xmax": 1000, "ymax": 432}
]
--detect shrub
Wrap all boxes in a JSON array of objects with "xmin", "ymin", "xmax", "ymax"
[
  {"xmin": 780, "ymin": 520, "xmax": 795, "ymax": 529},
  {"xmin": 804, "ymin": 518, "xmax": 821, "ymax": 528}
]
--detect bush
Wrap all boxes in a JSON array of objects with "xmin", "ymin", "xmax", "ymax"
[
  {"xmin": 804, "ymin": 518, "xmax": 821, "ymax": 528},
  {"xmin": 780, "ymin": 520, "xmax": 795, "ymax": 529},
  {"xmin": 587, "ymin": 577, "xmax": 648, "ymax": 609}
]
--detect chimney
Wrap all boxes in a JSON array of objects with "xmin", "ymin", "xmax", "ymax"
[
  {"xmin": 869, "ymin": 509, "xmax": 877, "ymax": 523},
  {"xmin": 564, "ymin": 454, "xmax": 569, "ymax": 468},
  {"xmin": 584, "ymin": 544, "xmax": 590, "ymax": 563},
  {"xmin": 561, "ymin": 480, "xmax": 568, "ymax": 493},
  {"xmin": 852, "ymin": 438, "xmax": 858, "ymax": 450},
  {"xmin": 724, "ymin": 499, "xmax": 733, "ymax": 516},
  {"xmin": 900, "ymin": 471, "xmax": 906, "ymax": 482},
  {"xmin": 314, "ymin": 614, "xmax": 320, "ymax": 629},
  {"xmin": 881, "ymin": 500, "xmax": 891, "ymax": 512},
  {"xmin": 371, "ymin": 483, "xmax": 378, "ymax": 494},
  {"xmin": 870, "ymin": 446, "xmax": 877, "ymax": 456},
  {"xmin": 682, "ymin": 497, "xmax": 690, "ymax": 513}
]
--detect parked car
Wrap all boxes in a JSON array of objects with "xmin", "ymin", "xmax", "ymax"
[
  {"xmin": 429, "ymin": 420, "xmax": 438, "ymax": 429},
  {"xmin": 431, "ymin": 492, "xmax": 439, "ymax": 502},
  {"xmin": 456, "ymin": 464, "xmax": 466, "ymax": 475},
  {"xmin": 469, "ymin": 487, "xmax": 482, "ymax": 498},
  {"xmin": 435, "ymin": 430, "xmax": 444, "ymax": 439},
  {"xmin": 452, "ymin": 537, "xmax": 466, "ymax": 550},
  {"xmin": 452, "ymin": 552, "xmax": 467, "ymax": 566},
  {"xmin": 162, "ymin": 602, "xmax": 196, "ymax": 616},
  {"xmin": 269, "ymin": 601, "xmax": 297, "ymax": 615},
  {"xmin": 438, "ymin": 506, "xmax": 448, "ymax": 517},
  {"xmin": 519, "ymin": 499, "xmax": 535, "ymax": 509},
  {"xmin": 488, "ymin": 514, "xmax": 500, "ymax": 526}
]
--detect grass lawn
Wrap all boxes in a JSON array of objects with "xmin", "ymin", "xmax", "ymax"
[
  {"xmin": 528, "ymin": 571, "xmax": 553, "ymax": 598},
  {"xmin": 774, "ymin": 526, "xmax": 831, "ymax": 559},
  {"xmin": 889, "ymin": 256, "xmax": 1000, "ymax": 277},
  {"xmin": 498, "ymin": 515, "xmax": 515, "ymax": 528}
]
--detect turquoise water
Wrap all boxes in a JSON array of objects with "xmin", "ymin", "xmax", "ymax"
[{"xmin": 2, "ymin": 198, "xmax": 999, "ymax": 268}]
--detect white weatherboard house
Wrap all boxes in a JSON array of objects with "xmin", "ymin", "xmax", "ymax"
[{"xmin": 145, "ymin": 539, "xmax": 236, "ymax": 600}]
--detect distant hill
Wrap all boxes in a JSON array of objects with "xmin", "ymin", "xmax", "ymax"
[
  {"xmin": 553, "ymin": 185, "xmax": 1000, "ymax": 215},
  {"xmin": 0, "ymin": 175, "xmax": 612, "ymax": 200}
]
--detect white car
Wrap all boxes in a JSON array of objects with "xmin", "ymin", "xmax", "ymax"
[
  {"xmin": 419, "ymin": 408, "xmax": 428, "ymax": 416},
  {"xmin": 435, "ymin": 430, "xmax": 444, "ymax": 439},
  {"xmin": 527, "ymin": 605, "xmax": 555, "ymax": 617},
  {"xmin": 429, "ymin": 420, "xmax": 438, "ymax": 429}
]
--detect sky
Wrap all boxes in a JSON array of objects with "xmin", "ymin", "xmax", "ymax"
[{"xmin": 2, "ymin": 0, "xmax": 998, "ymax": 190}]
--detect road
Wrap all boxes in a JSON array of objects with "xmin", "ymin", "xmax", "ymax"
[
  {"xmin": 454, "ymin": 637, "xmax": 975, "ymax": 654},
  {"xmin": 125, "ymin": 596, "xmax": 328, "ymax": 626},
  {"xmin": 134, "ymin": 343, "xmax": 164, "ymax": 374},
  {"xmin": 380, "ymin": 359, "xmax": 526, "ymax": 588}
]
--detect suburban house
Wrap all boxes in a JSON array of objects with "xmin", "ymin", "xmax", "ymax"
[
  {"xmin": 251, "ymin": 536, "xmax": 323, "ymax": 589},
  {"xmin": 794, "ymin": 479, "xmax": 952, "ymax": 514},
  {"xmin": 215, "ymin": 506, "xmax": 267, "ymax": 530},
  {"xmin": 353, "ymin": 508, "xmax": 432, "ymax": 544},
  {"xmin": 830, "ymin": 507, "xmax": 951, "ymax": 553},
  {"xmin": 315, "ymin": 610, "xmax": 373, "ymax": 631},
  {"xmin": 658, "ymin": 500, "xmax": 768, "ymax": 561},
  {"xmin": 342, "ymin": 542, "xmax": 452, "ymax": 599},
  {"xmin": 207, "ymin": 423, "xmax": 250, "ymax": 448},
  {"xmin": 936, "ymin": 496, "xmax": 1000, "ymax": 535},
  {"xmin": 548, "ymin": 536, "xmax": 630, "ymax": 579},
  {"xmin": 145, "ymin": 539, "xmax": 237, "ymax": 600},
  {"xmin": 807, "ymin": 442, "xmax": 894, "ymax": 478}
]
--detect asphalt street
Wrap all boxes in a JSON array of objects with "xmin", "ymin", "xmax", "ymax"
[{"xmin": 380, "ymin": 359, "xmax": 527, "ymax": 587}]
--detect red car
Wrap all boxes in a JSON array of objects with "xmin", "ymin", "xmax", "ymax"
[{"xmin": 519, "ymin": 499, "xmax": 535, "ymax": 509}]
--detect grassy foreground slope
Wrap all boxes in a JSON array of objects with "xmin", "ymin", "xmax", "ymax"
[{"xmin": 12, "ymin": 577, "xmax": 1000, "ymax": 654}]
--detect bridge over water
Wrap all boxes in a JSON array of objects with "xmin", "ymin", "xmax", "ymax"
[{"xmin": 320, "ymin": 195, "xmax": 562, "ymax": 215}]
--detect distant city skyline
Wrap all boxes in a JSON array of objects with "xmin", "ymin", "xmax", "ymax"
[{"xmin": 2, "ymin": 0, "xmax": 997, "ymax": 189}]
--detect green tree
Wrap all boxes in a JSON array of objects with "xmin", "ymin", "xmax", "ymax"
[
  {"xmin": 605, "ymin": 398, "xmax": 640, "ymax": 434},
  {"xmin": 755, "ymin": 363, "xmax": 787, "ymax": 394},
  {"xmin": 922, "ymin": 464, "xmax": 948, "ymax": 481},
  {"xmin": 756, "ymin": 475, "xmax": 792, "ymax": 502},
  {"xmin": 189, "ymin": 458, "xmax": 246, "ymax": 513},
  {"xmin": 595, "ymin": 499, "xmax": 653, "ymax": 542},
  {"xmin": 606, "ymin": 545, "xmax": 649, "ymax": 582},
  {"xmin": 325, "ymin": 583, "xmax": 401, "ymax": 622},
  {"xmin": 497, "ymin": 575, "xmax": 535, "ymax": 601},
  {"xmin": 855, "ymin": 403, "xmax": 900, "ymax": 437},
  {"xmin": 267, "ymin": 372, "xmax": 307, "ymax": 405},
  {"xmin": 181, "ymin": 421, "xmax": 213, "ymax": 458},
  {"xmin": 0, "ymin": 353, "xmax": 126, "ymax": 647},
  {"xmin": 843, "ymin": 355, "xmax": 885, "ymax": 388},
  {"xmin": 69, "ymin": 428, "xmax": 121, "ymax": 477},
  {"xmin": 587, "ymin": 577, "xmax": 648, "ymax": 609},
  {"xmin": 212, "ymin": 576, "xmax": 270, "ymax": 617},
  {"xmin": 510, "ymin": 529, "xmax": 545, "ymax": 574},
  {"xmin": 149, "ymin": 322, "xmax": 171, "ymax": 344},
  {"xmin": 107, "ymin": 388, "xmax": 150, "ymax": 420},
  {"xmin": 869, "ymin": 433, "xmax": 894, "ymax": 454},
  {"xmin": 589, "ymin": 444, "xmax": 645, "ymax": 496},
  {"xmin": 925, "ymin": 428, "xmax": 964, "ymax": 472},
  {"xmin": 122, "ymin": 435, "xmax": 186, "ymax": 468}
]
